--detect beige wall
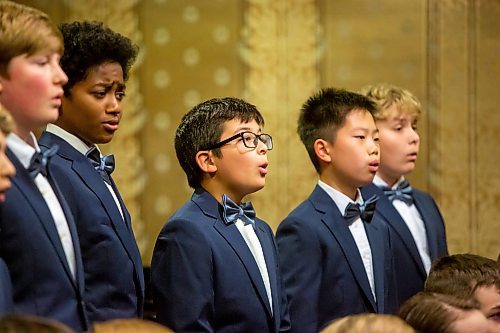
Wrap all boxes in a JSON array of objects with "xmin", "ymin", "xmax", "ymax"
[{"xmin": 17, "ymin": 0, "xmax": 499, "ymax": 263}]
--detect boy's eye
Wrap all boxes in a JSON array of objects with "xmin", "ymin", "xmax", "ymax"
[
  {"xmin": 116, "ymin": 92, "xmax": 126, "ymax": 100},
  {"xmin": 354, "ymin": 135, "xmax": 365, "ymax": 139},
  {"xmin": 92, "ymin": 91, "xmax": 106, "ymax": 98}
]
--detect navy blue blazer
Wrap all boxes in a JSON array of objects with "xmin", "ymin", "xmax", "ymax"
[
  {"xmin": 0, "ymin": 148, "xmax": 88, "ymax": 332},
  {"xmin": 276, "ymin": 185, "xmax": 398, "ymax": 332},
  {"xmin": 0, "ymin": 258, "xmax": 12, "ymax": 316},
  {"xmin": 151, "ymin": 188, "xmax": 290, "ymax": 333},
  {"xmin": 361, "ymin": 183, "xmax": 448, "ymax": 307},
  {"xmin": 39, "ymin": 132, "xmax": 145, "ymax": 322}
]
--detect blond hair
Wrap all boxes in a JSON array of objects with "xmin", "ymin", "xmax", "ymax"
[
  {"xmin": 91, "ymin": 319, "xmax": 174, "ymax": 333},
  {"xmin": 321, "ymin": 314, "xmax": 415, "ymax": 333},
  {"xmin": 0, "ymin": 0, "xmax": 63, "ymax": 77},
  {"xmin": 0, "ymin": 314, "xmax": 76, "ymax": 333},
  {"xmin": 360, "ymin": 83, "xmax": 421, "ymax": 121},
  {"xmin": 0, "ymin": 104, "xmax": 14, "ymax": 134}
]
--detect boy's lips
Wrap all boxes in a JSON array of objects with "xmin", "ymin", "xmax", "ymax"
[
  {"xmin": 368, "ymin": 160, "xmax": 379, "ymax": 172},
  {"xmin": 103, "ymin": 121, "xmax": 119, "ymax": 132},
  {"xmin": 407, "ymin": 152, "xmax": 418, "ymax": 161},
  {"xmin": 259, "ymin": 162, "xmax": 269, "ymax": 175}
]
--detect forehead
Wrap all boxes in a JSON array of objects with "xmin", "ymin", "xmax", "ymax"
[
  {"xmin": 84, "ymin": 62, "xmax": 124, "ymax": 83},
  {"xmin": 222, "ymin": 118, "xmax": 260, "ymax": 134},
  {"xmin": 475, "ymin": 285, "xmax": 500, "ymax": 308}
]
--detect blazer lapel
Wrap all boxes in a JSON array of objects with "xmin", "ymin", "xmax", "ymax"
[
  {"xmin": 193, "ymin": 190, "xmax": 273, "ymax": 317},
  {"xmin": 311, "ymin": 186, "xmax": 377, "ymax": 311},
  {"xmin": 7, "ymin": 149, "xmax": 77, "ymax": 287},
  {"xmin": 364, "ymin": 220, "xmax": 384, "ymax": 313},
  {"xmin": 40, "ymin": 132, "xmax": 145, "ymax": 294},
  {"xmin": 254, "ymin": 222, "xmax": 279, "ymax": 321},
  {"xmin": 364, "ymin": 184, "xmax": 427, "ymax": 277},
  {"xmin": 46, "ymin": 170, "xmax": 85, "ymax": 293},
  {"xmin": 413, "ymin": 191, "xmax": 439, "ymax": 261}
]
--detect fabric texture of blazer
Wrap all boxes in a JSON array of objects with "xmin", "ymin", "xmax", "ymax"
[
  {"xmin": 0, "ymin": 258, "xmax": 13, "ymax": 316},
  {"xmin": 151, "ymin": 187, "xmax": 290, "ymax": 333},
  {"xmin": 361, "ymin": 183, "xmax": 448, "ymax": 306},
  {"xmin": 276, "ymin": 185, "xmax": 398, "ymax": 332},
  {"xmin": 39, "ymin": 132, "xmax": 145, "ymax": 322},
  {"xmin": 0, "ymin": 148, "xmax": 88, "ymax": 332}
]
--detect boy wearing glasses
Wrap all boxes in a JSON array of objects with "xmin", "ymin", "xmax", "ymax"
[{"xmin": 151, "ymin": 97, "xmax": 290, "ymax": 332}]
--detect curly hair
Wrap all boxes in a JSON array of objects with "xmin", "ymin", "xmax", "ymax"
[{"xmin": 59, "ymin": 21, "xmax": 138, "ymax": 96}]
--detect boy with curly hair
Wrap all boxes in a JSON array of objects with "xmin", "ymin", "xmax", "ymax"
[{"xmin": 39, "ymin": 21, "xmax": 144, "ymax": 323}]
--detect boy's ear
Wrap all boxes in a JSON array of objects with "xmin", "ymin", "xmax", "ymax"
[
  {"xmin": 195, "ymin": 150, "xmax": 218, "ymax": 173},
  {"xmin": 314, "ymin": 139, "xmax": 332, "ymax": 163}
]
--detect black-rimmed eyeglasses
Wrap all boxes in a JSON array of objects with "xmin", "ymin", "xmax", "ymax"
[{"xmin": 202, "ymin": 131, "xmax": 273, "ymax": 150}]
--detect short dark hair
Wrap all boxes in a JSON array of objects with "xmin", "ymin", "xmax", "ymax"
[
  {"xmin": 399, "ymin": 292, "xmax": 479, "ymax": 333},
  {"xmin": 425, "ymin": 253, "xmax": 500, "ymax": 300},
  {"xmin": 175, "ymin": 97, "xmax": 264, "ymax": 189},
  {"xmin": 59, "ymin": 21, "xmax": 138, "ymax": 96},
  {"xmin": 297, "ymin": 88, "xmax": 376, "ymax": 172}
]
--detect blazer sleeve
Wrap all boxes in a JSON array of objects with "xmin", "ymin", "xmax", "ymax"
[
  {"xmin": 151, "ymin": 219, "xmax": 214, "ymax": 333},
  {"xmin": 276, "ymin": 217, "xmax": 322, "ymax": 333}
]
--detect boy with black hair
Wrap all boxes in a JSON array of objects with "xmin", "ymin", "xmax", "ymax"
[
  {"xmin": 152, "ymin": 97, "xmax": 290, "ymax": 332},
  {"xmin": 39, "ymin": 21, "xmax": 144, "ymax": 323},
  {"xmin": 0, "ymin": 1, "xmax": 87, "ymax": 331},
  {"xmin": 277, "ymin": 88, "xmax": 397, "ymax": 332}
]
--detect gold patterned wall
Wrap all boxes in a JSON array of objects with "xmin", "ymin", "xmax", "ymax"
[{"xmin": 15, "ymin": 0, "xmax": 500, "ymax": 262}]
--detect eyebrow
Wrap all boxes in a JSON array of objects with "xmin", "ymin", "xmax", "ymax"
[{"xmin": 230, "ymin": 126, "xmax": 260, "ymax": 134}]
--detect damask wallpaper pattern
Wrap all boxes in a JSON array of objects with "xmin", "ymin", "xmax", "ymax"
[{"xmin": 14, "ymin": 0, "xmax": 500, "ymax": 262}]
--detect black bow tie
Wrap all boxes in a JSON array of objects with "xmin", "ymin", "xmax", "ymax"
[
  {"xmin": 382, "ymin": 179, "xmax": 414, "ymax": 205},
  {"xmin": 221, "ymin": 194, "xmax": 256, "ymax": 226},
  {"xmin": 85, "ymin": 146, "xmax": 115, "ymax": 185},
  {"xmin": 343, "ymin": 195, "xmax": 379, "ymax": 224},
  {"xmin": 27, "ymin": 145, "xmax": 59, "ymax": 178}
]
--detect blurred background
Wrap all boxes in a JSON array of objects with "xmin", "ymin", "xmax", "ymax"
[{"xmin": 15, "ymin": 0, "xmax": 499, "ymax": 263}]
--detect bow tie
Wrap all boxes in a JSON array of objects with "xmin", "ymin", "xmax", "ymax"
[
  {"xmin": 27, "ymin": 145, "xmax": 59, "ymax": 178},
  {"xmin": 221, "ymin": 194, "xmax": 256, "ymax": 226},
  {"xmin": 343, "ymin": 195, "xmax": 379, "ymax": 224},
  {"xmin": 382, "ymin": 179, "xmax": 414, "ymax": 205},
  {"xmin": 86, "ymin": 146, "xmax": 115, "ymax": 185}
]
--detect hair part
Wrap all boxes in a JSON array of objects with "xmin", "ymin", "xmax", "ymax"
[
  {"xmin": 59, "ymin": 21, "xmax": 138, "ymax": 97},
  {"xmin": 399, "ymin": 292, "xmax": 479, "ymax": 333},
  {"xmin": 297, "ymin": 87, "xmax": 377, "ymax": 173},
  {"xmin": 175, "ymin": 97, "xmax": 264, "ymax": 189},
  {"xmin": 360, "ymin": 83, "xmax": 421, "ymax": 121},
  {"xmin": 0, "ymin": 1, "xmax": 63, "ymax": 77}
]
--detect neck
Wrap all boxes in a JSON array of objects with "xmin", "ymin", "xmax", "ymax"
[
  {"xmin": 319, "ymin": 174, "xmax": 358, "ymax": 201},
  {"xmin": 201, "ymin": 181, "xmax": 245, "ymax": 205},
  {"xmin": 376, "ymin": 171, "xmax": 400, "ymax": 187}
]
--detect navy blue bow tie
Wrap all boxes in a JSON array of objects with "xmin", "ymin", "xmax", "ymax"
[
  {"xmin": 221, "ymin": 194, "xmax": 256, "ymax": 226},
  {"xmin": 86, "ymin": 146, "xmax": 115, "ymax": 185},
  {"xmin": 382, "ymin": 179, "xmax": 414, "ymax": 205},
  {"xmin": 28, "ymin": 145, "xmax": 59, "ymax": 178},
  {"xmin": 344, "ymin": 195, "xmax": 379, "ymax": 224}
]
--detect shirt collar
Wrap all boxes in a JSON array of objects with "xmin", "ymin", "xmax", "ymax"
[
  {"xmin": 373, "ymin": 174, "xmax": 406, "ymax": 189},
  {"xmin": 318, "ymin": 180, "xmax": 363, "ymax": 214},
  {"xmin": 46, "ymin": 123, "xmax": 93, "ymax": 155},
  {"xmin": 6, "ymin": 132, "xmax": 39, "ymax": 169}
]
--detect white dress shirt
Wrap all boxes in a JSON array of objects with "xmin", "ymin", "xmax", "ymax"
[
  {"xmin": 7, "ymin": 132, "xmax": 76, "ymax": 280},
  {"xmin": 235, "ymin": 219, "xmax": 273, "ymax": 314},
  {"xmin": 318, "ymin": 180, "xmax": 376, "ymax": 301},
  {"xmin": 373, "ymin": 175, "xmax": 432, "ymax": 274},
  {"xmin": 46, "ymin": 124, "xmax": 124, "ymax": 221}
]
